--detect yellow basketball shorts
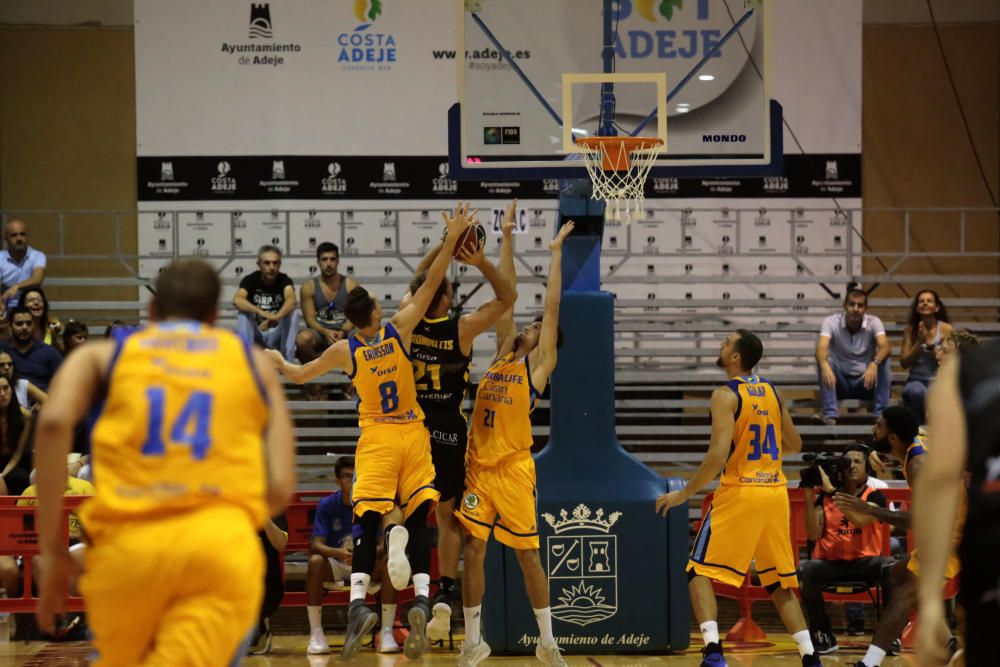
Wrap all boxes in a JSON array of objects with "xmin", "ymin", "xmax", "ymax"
[
  {"xmin": 353, "ymin": 421, "xmax": 440, "ymax": 520},
  {"xmin": 688, "ymin": 484, "xmax": 799, "ymax": 589},
  {"xmin": 80, "ymin": 504, "xmax": 263, "ymax": 667},
  {"xmin": 456, "ymin": 452, "xmax": 539, "ymax": 550}
]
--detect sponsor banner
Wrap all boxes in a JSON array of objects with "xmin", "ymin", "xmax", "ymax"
[{"xmin": 138, "ymin": 154, "xmax": 860, "ymax": 200}]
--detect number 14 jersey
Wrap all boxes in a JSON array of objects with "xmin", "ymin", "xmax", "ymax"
[{"xmin": 720, "ymin": 375, "xmax": 786, "ymax": 487}]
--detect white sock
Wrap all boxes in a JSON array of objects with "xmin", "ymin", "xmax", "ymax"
[
  {"xmin": 350, "ymin": 572, "xmax": 371, "ymax": 602},
  {"xmin": 464, "ymin": 605, "xmax": 482, "ymax": 647},
  {"xmin": 700, "ymin": 621, "xmax": 720, "ymax": 646},
  {"xmin": 382, "ymin": 603, "xmax": 397, "ymax": 630},
  {"xmin": 792, "ymin": 630, "xmax": 815, "ymax": 657},
  {"xmin": 534, "ymin": 607, "xmax": 555, "ymax": 648},
  {"xmin": 862, "ymin": 645, "xmax": 887, "ymax": 666},
  {"xmin": 413, "ymin": 572, "xmax": 431, "ymax": 598},
  {"xmin": 307, "ymin": 605, "xmax": 323, "ymax": 633}
]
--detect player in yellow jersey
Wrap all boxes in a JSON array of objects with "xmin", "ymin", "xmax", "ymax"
[
  {"xmin": 833, "ymin": 405, "xmax": 962, "ymax": 667},
  {"xmin": 455, "ymin": 220, "xmax": 575, "ymax": 667},
  {"xmin": 33, "ymin": 259, "xmax": 296, "ymax": 667},
  {"xmin": 656, "ymin": 330, "xmax": 823, "ymax": 667},
  {"xmin": 271, "ymin": 204, "xmax": 468, "ymax": 659}
]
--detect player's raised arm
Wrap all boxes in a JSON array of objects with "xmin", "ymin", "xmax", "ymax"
[
  {"xmin": 494, "ymin": 199, "xmax": 519, "ymax": 356},
  {"xmin": 391, "ymin": 203, "xmax": 467, "ymax": 339},
  {"xmin": 400, "ymin": 242, "xmax": 446, "ymax": 309},
  {"xmin": 269, "ymin": 338, "xmax": 351, "ymax": 384},
  {"xmin": 252, "ymin": 347, "xmax": 297, "ymax": 515},
  {"xmin": 34, "ymin": 341, "xmax": 114, "ymax": 632},
  {"xmin": 457, "ymin": 243, "xmax": 516, "ymax": 355},
  {"xmin": 656, "ymin": 387, "xmax": 737, "ymax": 515},
  {"xmin": 529, "ymin": 221, "xmax": 574, "ymax": 390}
]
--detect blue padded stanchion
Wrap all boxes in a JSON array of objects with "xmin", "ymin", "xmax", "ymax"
[{"xmin": 482, "ymin": 212, "xmax": 690, "ymax": 654}]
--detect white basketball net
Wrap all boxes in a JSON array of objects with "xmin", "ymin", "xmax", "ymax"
[{"xmin": 578, "ymin": 139, "xmax": 664, "ymax": 224}]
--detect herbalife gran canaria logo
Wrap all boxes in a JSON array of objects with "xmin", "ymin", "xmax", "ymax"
[
  {"xmin": 542, "ymin": 504, "xmax": 621, "ymax": 627},
  {"xmin": 340, "ymin": 0, "xmax": 396, "ymax": 69}
]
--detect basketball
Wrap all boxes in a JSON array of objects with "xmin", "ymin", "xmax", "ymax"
[{"xmin": 453, "ymin": 223, "xmax": 486, "ymax": 258}]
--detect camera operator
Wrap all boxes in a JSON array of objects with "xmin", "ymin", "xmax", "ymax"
[{"xmin": 799, "ymin": 444, "xmax": 892, "ymax": 653}]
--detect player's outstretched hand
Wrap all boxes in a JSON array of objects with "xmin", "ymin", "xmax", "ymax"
[
  {"xmin": 36, "ymin": 552, "xmax": 77, "ymax": 635},
  {"xmin": 655, "ymin": 490, "xmax": 685, "ymax": 517},
  {"xmin": 833, "ymin": 492, "xmax": 872, "ymax": 516},
  {"xmin": 550, "ymin": 220, "xmax": 575, "ymax": 252},
  {"xmin": 456, "ymin": 243, "xmax": 486, "ymax": 268},
  {"xmin": 442, "ymin": 202, "xmax": 472, "ymax": 240},
  {"xmin": 502, "ymin": 199, "xmax": 517, "ymax": 237}
]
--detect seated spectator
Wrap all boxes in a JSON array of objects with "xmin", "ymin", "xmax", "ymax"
[
  {"xmin": 0, "ymin": 219, "xmax": 46, "ymax": 313},
  {"xmin": 248, "ymin": 515, "xmax": 287, "ymax": 656},
  {"xmin": 234, "ymin": 246, "xmax": 298, "ymax": 361},
  {"xmin": 61, "ymin": 320, "xmax": 89, "ymax": 356},
  {"xmin": 814, "ymin": 289, "xmax": 891, "ymax": 425},
  {"xmin": 2, "ymin": 307, "xmax": 62, "ymax": 391},
  {"xmin": 899, "ymin": 290, "xmax": 951, "ymax": 424},
  {"xmin": 307, "ymin": 456, "xmax": 399, "ymax": 656},
  {"xmin": 799, "ymin": 444, "xmax": 893, "ymax": 653},
  {"xmin": 0, "ymin": 351, "xmax": 46, "ymax": 408},
  {"xmin": 103, "ymin": 320, "xmax": 131, "ymax": 338},
  {"xmin": 296, "ymin": 242, "xmax": 358, "ymax": 364},
  {"xmin": 18, "ymin": 287, "xmax": 63, "ymax": 353},
  {"xmin": 0, "ymin": 376, "xmax": 34, "ymax": 495},
  {"xmin": 934, "ymin": 328, "xmax": 978, "ymax": 365}
]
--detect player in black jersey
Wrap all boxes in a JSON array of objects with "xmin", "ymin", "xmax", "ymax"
[
  {"xmin": 401, "ymin": 201, "xmax": 517, "ymax": 639},
  {"xmin": 916, "ymin": 333, "xmax": 995, "ymax": 667}
]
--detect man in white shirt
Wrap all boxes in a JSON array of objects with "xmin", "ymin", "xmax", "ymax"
[
  {"xmin": 0, "ymin": 220, "xmax": 47, "ymax": 312},
  {"xmin": 814, "ymin": 290, "xmax": 892, "ymax": 425}
]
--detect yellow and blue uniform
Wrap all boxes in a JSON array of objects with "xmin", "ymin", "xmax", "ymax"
[
  {"xmin": 903, "ymin": 432, "xmax": 964, "ymax": 579},
  {"xmin": 79, "ymin": 321, "xmax": 270, "ymax": 667},
  {"xmin": 689, "ymin": 375, "xmax": 799, "ymax": 589},
  {"xmin": 348, "ymin": 322, "xmax": 439, "ymax": 519},
  {"xmin": 456, "ymin": 352, "xmax": 541, "ymax": 550}
]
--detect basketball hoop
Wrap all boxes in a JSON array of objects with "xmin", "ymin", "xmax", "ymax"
[{"xmin": 576, "ymin": 136, "xmax": 664, "ymax": 224}]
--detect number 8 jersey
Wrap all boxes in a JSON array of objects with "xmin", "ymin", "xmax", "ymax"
[
  {"xmin": 348, "ymin": 323, "xmax": 424, "ymax": 428},
  {"xmin": 720, "ymin": 375, "xmax": 786, "ymax": 487}
]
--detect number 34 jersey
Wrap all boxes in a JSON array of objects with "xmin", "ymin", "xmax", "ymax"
[
  {"xmin": 348, "ymin": 323, "xmax": 424, "ymax": 429},
  {"xmin": 719, "ymin": 375, "xmax": 787, "ymax": 488},
  {"xmin": 84, "ymin": 322, "xmax": 270, "ymax": 532}
]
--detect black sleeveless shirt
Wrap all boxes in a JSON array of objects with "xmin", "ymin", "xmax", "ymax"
[
  {"xmin": 958, "ymin": 339, "xmax": 1000, "ymax": 533},
  {"xmin": 411, "ymin": 316, "xmax": 471, "ymax": 430}
]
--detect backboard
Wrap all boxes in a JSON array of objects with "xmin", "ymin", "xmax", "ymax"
[{"xmin": 449, "ymin": 0, "xmax": 781, "ymax": 180}]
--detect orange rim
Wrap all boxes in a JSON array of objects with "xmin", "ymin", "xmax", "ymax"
[{"xmin": 577, "ymin": 136, "xmax": 663, "ymax": 171}]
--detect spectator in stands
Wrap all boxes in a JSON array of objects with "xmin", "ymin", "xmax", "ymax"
[
  {"xmin": 18, "ymin": 288, "xmax": 63, "ymax": 353},
  {"xmin": 2, "ymin": 307, "xmax": 62, "ymax": 391},
  {"xmin": 234, "ymin": 246, "xmax": 298, "ymax": 361},
  {"xmin": 898, "ymin": 290, "xmax": 951, "ymax": 424},
  {"xmin": 814, "ymin": 289, "xmax": 892, "ymax": 425},
  {"xmin": 306, "ymin": 456, "xmax": 400, "ymax": 656},
  {"xmin": 103, "ymin": 320, "xmax": 131, "ymax": 338},
  {"xmin": 799, "ymin": 444, "xmax": 892, "ymax": 653},
  {"xmin": 0, "ymin": 219, "xmax": 46, "ymax": 313},
  {"xmin": 248, "ymin": 515, "xmax": 288, "ymax": 656},
  {"xmin": 0, "ymin": 351, "xmax": 46, "ymax": 408},
  {"xmin": 296, "ymin": 242, "xmax": 359, "ymax": 399},
  {"xmin": 296, "ymin": 242, "xmax": 358, "ymax": 361},
  {"xmin": 61, "ymin": 320, "xmax": 89, "ymax": 356},
  {"xmin": 0, "ymin": 375, "xmax": 34, "ymax": 495}
]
